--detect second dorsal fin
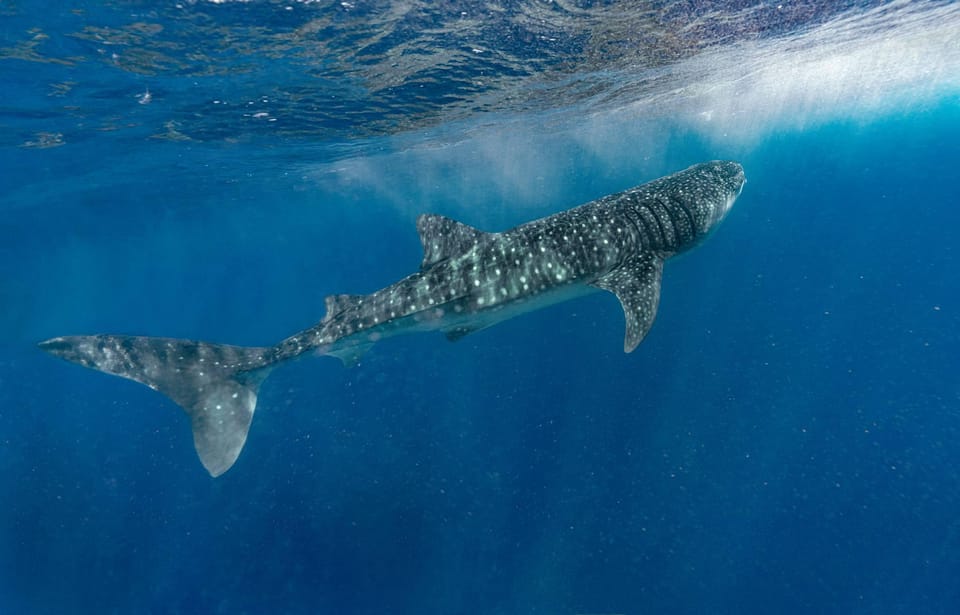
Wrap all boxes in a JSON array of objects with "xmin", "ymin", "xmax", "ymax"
[
  {"xmin": 416, "ymin": 214, "xmax": 488, "ymax": 268},
  {"xmin": 323, "ymin": 294, "xmax": 365, "ymax": 322}
]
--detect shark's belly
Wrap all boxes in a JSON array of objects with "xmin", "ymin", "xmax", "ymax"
[
  {"xmin": 432, "ymin": 280, "xmax": 601, "ymax": 340},
  {"xmin": 333, "ymin": 280, "xmax": 600, "ymax": 351}
]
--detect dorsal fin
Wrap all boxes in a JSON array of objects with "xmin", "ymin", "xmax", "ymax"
[
  {"xmin": 323, "ymin": 294, "xmax": 365, "ymax": 322},
  {"xmin": 416, "ymin": 214, "xmax": 488, "ymax": 268}
]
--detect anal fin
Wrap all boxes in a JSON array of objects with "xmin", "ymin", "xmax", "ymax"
[{"xmin": 443, "ymin": 325, "xmax": 484, "ymax": 342}]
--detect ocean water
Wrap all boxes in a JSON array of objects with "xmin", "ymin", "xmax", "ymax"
[{"xmin": 2, "ymin": 1, "xmax": 960, "ymax": 613}]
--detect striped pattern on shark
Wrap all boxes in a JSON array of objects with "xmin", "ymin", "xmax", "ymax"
[{"xmin": 39, "ymin": 160, "xmax": 746, "ymax": 476}]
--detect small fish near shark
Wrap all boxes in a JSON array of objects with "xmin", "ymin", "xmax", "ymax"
[{"xmin": 39, "ymin": 161, "xmax": 746, "ymax": 477}]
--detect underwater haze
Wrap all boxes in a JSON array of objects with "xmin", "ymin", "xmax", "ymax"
[{"xmin": 2, "ymin": 1, "xmax": 960, "ymax": 613}]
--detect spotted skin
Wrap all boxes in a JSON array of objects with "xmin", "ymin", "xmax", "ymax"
[
  {"xmin": 274, "ymin": 160, "xmax": 744, "ymax": 359},
  {"xmin": 39, "ymin": 160, "xmax": 745, "ymax": 477}
]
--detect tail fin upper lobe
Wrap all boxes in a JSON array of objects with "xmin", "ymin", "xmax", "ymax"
[{"xmin": 38, "ymin": 335, "xmax": 273, "ymax": 477}]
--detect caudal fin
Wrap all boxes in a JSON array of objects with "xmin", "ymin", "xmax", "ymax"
[{"xmin": 38, "ymin": 335, "xmax": 273, "ymax": 477}]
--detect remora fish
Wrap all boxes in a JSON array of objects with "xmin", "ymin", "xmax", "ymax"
[{"xmin": 39, "ymin": 161, "xmax": 745, "ymax": 476}]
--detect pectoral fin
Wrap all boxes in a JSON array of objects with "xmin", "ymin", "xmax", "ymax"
[
  {"xmin": 591, "ymin": 253, "xmax": 664, "ymax": 352},
  {"xmin": 328, "ymin": 342, "xmax": 374, "ymax": 367}
]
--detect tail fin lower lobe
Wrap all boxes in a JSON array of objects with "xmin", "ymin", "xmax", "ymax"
[{"xmin": 38, "ymin": 335, "xmax": 273, "ymax": 477}]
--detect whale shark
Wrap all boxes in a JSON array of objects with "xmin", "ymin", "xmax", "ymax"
[{"xmin": 39, "ymin": 160, "xmax": 746, "ymax": 477}]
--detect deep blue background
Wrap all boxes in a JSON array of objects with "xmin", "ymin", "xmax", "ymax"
[
  {"xmin": 2, "ymin": 101, "xmax": 959, "ymax": 614},
  {"xmin": 3, "ymin": 5, "xmax": 960, "ymax": 610}
]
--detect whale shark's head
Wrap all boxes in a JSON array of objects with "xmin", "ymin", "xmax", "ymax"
[
  {"xmin": 643, "ymin": 160, "xmax": 745, "ymax": 253},
  {"xmin": 691, "ymin": 160, "xmax": 745, "ymax": 227},
  {"xmin": 713, "ymin": 160, "xmax": 746, "ymax": 219}
]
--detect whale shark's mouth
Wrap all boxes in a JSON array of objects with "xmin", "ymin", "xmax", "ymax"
[{"xmin": 725, "ymin": 165, "xmax": 746, "ymax": 213}]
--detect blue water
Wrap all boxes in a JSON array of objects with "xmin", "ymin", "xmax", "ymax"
[{"xmin": 3, "ymin": 2, "xmax": 960, "ymax": 614}]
